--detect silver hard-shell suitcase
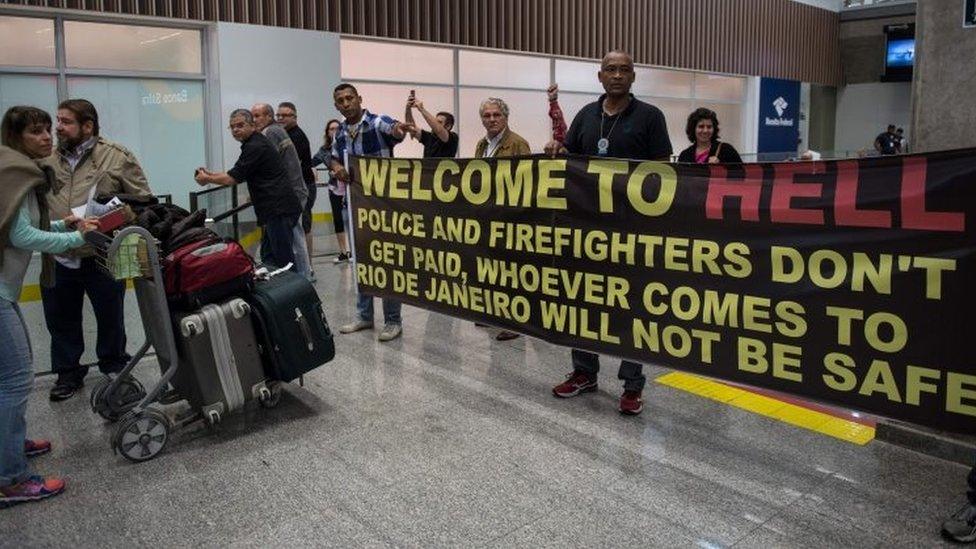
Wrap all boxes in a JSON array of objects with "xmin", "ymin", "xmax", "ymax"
[{"xmin": 173, "ymin": 298, "xmax": 270, "ymax": 423}]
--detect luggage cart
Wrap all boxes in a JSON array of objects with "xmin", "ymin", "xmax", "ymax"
[{"xmin": 87, "ymin": 226, "xmax": 279, "ymax": 463}]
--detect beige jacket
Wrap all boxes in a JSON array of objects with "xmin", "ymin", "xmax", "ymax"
[
  {"xmin": 44, "ymin": 137, "xmax": 151, "ymax": 258},
  {"xmin": 474, "ymin": 130, "xmax": 532, "ymax": 158},
  {"xmin": 45, "ymin": 136, "xmax": 152, "ymax": 221}
]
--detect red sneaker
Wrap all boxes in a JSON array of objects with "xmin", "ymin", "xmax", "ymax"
[
  {"xmin": 552, "ymin": 372, "xmax": 598, "ymax": 398},
  {"xmin": 25, "ymin": 439, "xmax": 52, "ymax": 458},
  {"xmin": 0, "ymin": 475, "xmax": 66, "ymax": 508},
  {"xmin": 619, "ymin": 390, "xmax": 644, "ymax": 415}
]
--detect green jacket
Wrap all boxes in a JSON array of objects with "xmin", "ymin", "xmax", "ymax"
[{"xmin": 44, "ymin": 136, "xmax": 152, "ymax": 222}]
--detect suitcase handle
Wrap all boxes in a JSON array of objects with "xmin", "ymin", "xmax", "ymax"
[{"xmin": 294, "ymin": 308, "xmax": 314, "ymax": 352}]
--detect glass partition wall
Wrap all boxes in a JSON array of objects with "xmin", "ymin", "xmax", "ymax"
[
  {"xmin": 0, "ymin": 12, "xmax": 749, "ymax": 200},
  {"xmin": 341, "ymin": 37, "xmax": 751, "ymax": 158},
  {"xmin": 0, "ymin": 13, "xmax": 208, "ymax": 208}
]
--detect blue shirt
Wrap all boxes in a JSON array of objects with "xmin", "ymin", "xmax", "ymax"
[{"xmin": 330, "ymin": 110, "xmax": 402, "ymax": 166}]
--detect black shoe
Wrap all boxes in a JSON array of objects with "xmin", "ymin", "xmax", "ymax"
[
  {"xmin": 98, "ymin": 356, "xmax": 130, "ymax": 376},
  {"xmin": 943, "ymin": 503, "xmax": 976, "ymax": 543},
  {"xmin": 49, "ymin": 372, "xmax": 85, "ymax": 402}
]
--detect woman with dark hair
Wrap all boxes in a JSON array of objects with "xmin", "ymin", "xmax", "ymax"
[
  {"xmin": 0, "ymin": 106, "xmax": 97, "ymax": 507},
  {"xmin": 310, "ymin": 119, "xmax": 349, "ymax": 263},
  {"xmin": 677, "ymin": 108, "xmax": 743, "ymax": 164}
]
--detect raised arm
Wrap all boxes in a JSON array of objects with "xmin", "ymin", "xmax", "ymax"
[
  {"xmin": 404, "ymin": 95, "xmax": 419, "ymax": 139},
  {"xmin": 415, "ymin": 100, "xmax": 449, "ymax": 143},
  {"xmin": 547, "ymin": 85, "xmax": 567, "ymax": 143}
]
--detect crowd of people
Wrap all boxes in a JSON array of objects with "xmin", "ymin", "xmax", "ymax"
[{"xmin": 0, "ymin": 48, "xmax": 971, "ymax": 544}]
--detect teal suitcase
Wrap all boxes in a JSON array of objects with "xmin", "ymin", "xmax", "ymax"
[{"xmin": 246, "ymin": 270, "xmax": 335, "ymax": 382}]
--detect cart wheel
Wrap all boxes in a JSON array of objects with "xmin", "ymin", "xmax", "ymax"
[
  {"xmin": 206, "ymin": 409, "xmax": 221, "ymax": 426},
  {"xmin": 94, "ymin": 377, "xmax": 147, "ymax": 422},
  {"xmin": 89, "ymin": 376, "xmax": 112, "ymax": 413},
  {"xmin": 113, "ymin": 409, "xmax": 170, "ymax": 463},
  {"xmin": 258, "ymin": 384, "xmax": 281, "ymax": 409}
]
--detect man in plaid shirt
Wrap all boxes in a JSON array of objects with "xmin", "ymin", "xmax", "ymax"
[{"xmin": 329, "ymin": 83, "xmax": 414, "ymax": 342}]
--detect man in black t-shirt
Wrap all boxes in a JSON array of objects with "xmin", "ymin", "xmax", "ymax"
[
  {"xmin": 895, "ymin": 127, "xmax": 906, "ymax": 154},
  {"xmin": 545, "ymin": 50, "xmax": 673, "ymax": 417},
  {"xmin": 404, "ymin": 93, "xmax": 459, "ymax": 158},
  {"xmin": 874, "ymin": 124, "xmax": 899, "ymax": 156},
  {"xmin": 195, "ymin": 108, "xmax": 301, "ymax": 271},
  {"xmin": 546, "ymin": 52, "xmax": 672, "ymax": 162}
]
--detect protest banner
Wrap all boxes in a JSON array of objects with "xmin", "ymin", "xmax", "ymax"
[{"xmin": 349, "ymin": 150, "xmax": 976, "ymax": 433}]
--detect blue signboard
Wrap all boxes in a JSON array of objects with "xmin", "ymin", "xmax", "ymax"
[{"xmin": 757, "ymin": 77, "xmax": 801, "ymax": 154}]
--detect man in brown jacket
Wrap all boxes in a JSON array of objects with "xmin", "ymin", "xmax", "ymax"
[
  {"xmin": 43, "ymin": 99, "xmax": 152, "ymax": 401},
  {"xmin": 474, "ymin": 97, "xmax": 531, "ymax": 159},
  {"xmin": 474, "ymin": 97, "xmax": 530, "ymax": 341}
]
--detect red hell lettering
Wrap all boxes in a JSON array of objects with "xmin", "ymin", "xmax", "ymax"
[
  {"xmin": 900, "ymin": 156, "xmax": 965, "ymax": 232},
  {"xmin": 770, "ymin": 162, "xmax": 825, "ymax": 225},
  {"xmin": 701, "ymin": 156, "xmax": 964, "ymax": 232},
  {"xmin": 834, "ymin": 160, "xmax": 891, "ymax": 228},
  {"xmin": 704, "ymin": 164, "xmax": 763, "ymax": 221}
]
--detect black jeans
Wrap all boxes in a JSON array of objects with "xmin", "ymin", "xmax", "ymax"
[
  {"xmin": 572, "ymin": 349, "xmax": 646, "ymax": 392},
  {"xmin": 328, "ymin": 190, "xmax": 345, "ymax": 234},
  {"xmin": 260, "ymin": 214, "xmax": 299, "ymax": 271},
  {"xmin": 41, "ymin": 258, "xmax": 128, "ymax": 376},
  {"xmin": 301, "ymin": 182, "xmax": 317, "ymax": 234}
]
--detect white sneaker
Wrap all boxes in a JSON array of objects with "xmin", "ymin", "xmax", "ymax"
[
  {"xmin": 339, "ymin": 319, "xmax": 373, "ymax": 334},
  {"xmin": 333, "ymin": 252, "xmax": 350, "ymax": 264},
  {"xmin": 378, "ymin": 324, "xmax": 402, "ymax": 342}
]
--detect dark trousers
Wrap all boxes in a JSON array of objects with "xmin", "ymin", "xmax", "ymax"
[
  {"xmin": 572, "ymin": 349, "xmax": 646, "ymax": 392},
  {"xmin": 260, "ymin": 214, "xmax": 299, "ymax": 272},
  {"xmin": 301, "ymin": 182, "xmax": 317, "ymax": 234},
  {"xmin": 328, "ymin": 190, "xmax": 345, "ymax": 234},
  {"xmin": 969, "ymin": 462, "xmax": 976, "ymax": 505},
  {"xmin": 41, "ymin": 258, "xmax": 128, "ymax": 376}
]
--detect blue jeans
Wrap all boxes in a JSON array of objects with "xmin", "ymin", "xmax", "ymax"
[
  {"xmin": 41, "ymin": 258, "xmax": 128, "ymax": 376},
  {"xmin": 0, "ymin": 299, "xmax": 33, "ymax": 487},
  {"xmin": 260, "ymin": 214, "xmax": 299, "ymax": 272},
  {"xmin": 356, "ymin": 293, "xmax": 401, "ymax": 326},
  {"xmin": 572, "ymin": 349, "xmax": 646, "ymax": 392},
  {"xmin": 291, "ymin": 223, "xmax": 311, "ymax": 278}
]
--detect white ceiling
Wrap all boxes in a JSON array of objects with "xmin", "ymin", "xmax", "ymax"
[{"xmin": 790, "ymin": 0, "xmax": 843, "ymax": 11}]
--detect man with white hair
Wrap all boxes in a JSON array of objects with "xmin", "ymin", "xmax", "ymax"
[
  {"xmin": 473, "ymin": 97, "xmax": 530, "ymax": 342},
  {"xmin": 474, "ymin": 97, "xmax": 530, "ymax": 159}
]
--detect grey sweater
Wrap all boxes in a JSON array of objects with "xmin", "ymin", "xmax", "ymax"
[{"xmin": 262, "ymin": 124, "xmax": 309, "ymax": 208}]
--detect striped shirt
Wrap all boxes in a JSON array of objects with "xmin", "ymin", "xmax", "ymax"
[{"xmin": 330, "ymin": 110, "xmax": 402, "ymax": 166}]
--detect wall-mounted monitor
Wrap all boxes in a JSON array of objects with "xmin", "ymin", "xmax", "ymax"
[{"xmin": 882, "ymin": 23, "xmax": 914, "ymax": 82}]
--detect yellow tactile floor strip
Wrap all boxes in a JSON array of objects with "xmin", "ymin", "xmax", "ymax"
[{"xmin": 656, "ymin": 372, "xmax": 875, "ymax": 445}]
